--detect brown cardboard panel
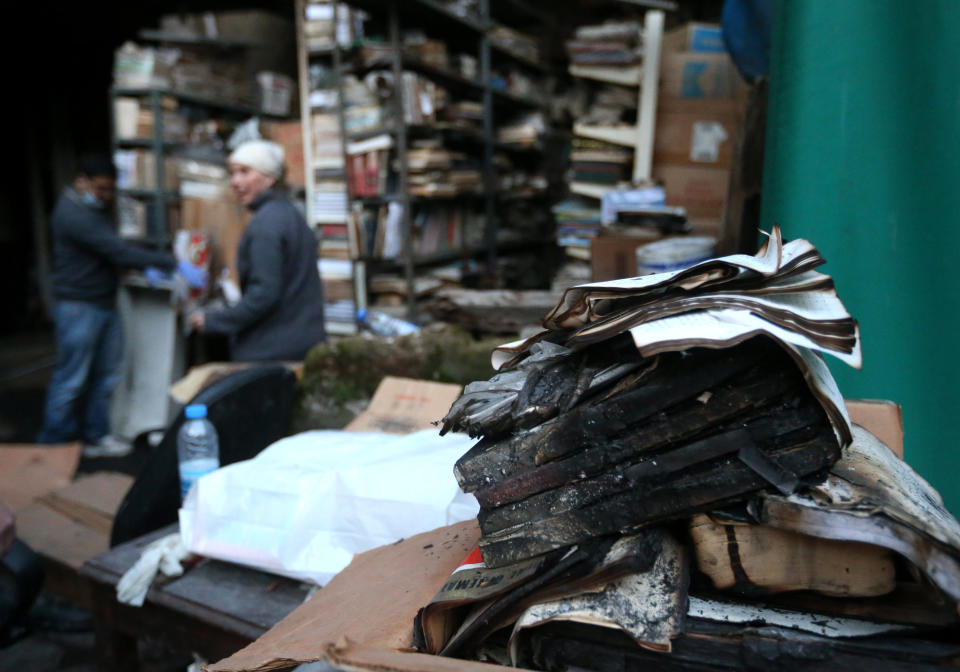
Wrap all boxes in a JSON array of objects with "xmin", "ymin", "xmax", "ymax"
[
  {"xmin": 345, "ymin": 377, "xmax": 463, "ymax": 435},
  {"xmin": 262, "ymin": 120, "xmax": 305, "ymax": 188},
  {"xmin": 16, "ymin": 472, "xmax": 133, "ymax": 570},
  {"xmin": 845, "ymin": 399, "xmax": 904, "ymax": 459},
  {"xmin": 0, "ymin": 443, "xmax": 81, "ymax": 512},
  {"xmin": 655, "ymin": 98, "xmax": 743, "ymax": 168},
  {"xmin": 208, "ymin": 520, "xmax": 483, "ymax": 672},
  {"xmin": 653, "ymin": 163, "xmax": 731, "ymax": 219},
  {"xmin": 181, "ymin": 197, "xmax": 251, "ymax": 284}
]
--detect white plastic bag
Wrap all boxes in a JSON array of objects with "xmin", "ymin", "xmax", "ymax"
[{"xmin": 179, "ymin": 429, "xmax": 477, "ymax": 585}]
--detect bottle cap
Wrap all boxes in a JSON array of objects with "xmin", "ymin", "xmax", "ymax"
[
  {"xmin": 185, "ymin": 404, "xmax": 207, "ymax": 419},
  {"xmin": 356, "ymin": 308, "xmax": 368, "ymax": 322}
]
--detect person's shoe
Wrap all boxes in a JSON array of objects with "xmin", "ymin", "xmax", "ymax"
[{"xmin": 82, "ymin": 435, "xmax": 133, "ymax": 458}]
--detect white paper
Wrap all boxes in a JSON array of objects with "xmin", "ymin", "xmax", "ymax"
[
  {"xmin": 690, "ymin": 121, "xmax": 728, "ymax": 163},
  {"xmin": 179, "ymin": 429, "xmax": 478, "ymax": 585},
  {"xmin": 627, "ymin": 309, "xmax": 862, "ymax": 369}
]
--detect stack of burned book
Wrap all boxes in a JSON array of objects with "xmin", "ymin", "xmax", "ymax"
[{"xmin": 415, "ymin": 226, "xmax": 960, "ymax": 670}]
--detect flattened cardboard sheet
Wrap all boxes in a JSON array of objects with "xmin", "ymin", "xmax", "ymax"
[
  {"xmin": 209, "ymin": 520, "xmax": 487, "ymax": 672},
  {"xmin": 0, "ymin": 443, "xmax": 81, "ymax": 512},
  {"xmin": 345, "ymin": 377, "xmax": 463, "ymax": 435}
]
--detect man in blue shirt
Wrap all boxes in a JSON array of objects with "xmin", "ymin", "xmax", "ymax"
[{"xmin": 38, "ymin": 155, "xmax": 178, "ymax": 457}]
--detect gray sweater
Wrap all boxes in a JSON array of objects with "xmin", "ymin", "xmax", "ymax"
[
  {"xmin": 205, "ymin": 189, "xmax": 327, "ymax": 361},
  {"xmin": 50, "ymin": 188, "xmax": 175, "ymax": 307}
]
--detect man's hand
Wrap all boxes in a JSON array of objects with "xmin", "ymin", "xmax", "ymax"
[
  {"xmin": 188, "ymin": 311, "xmax": 206, "ymax": 332},
  {"xmin": 0, "ymin": 500, "xmax": 15, "ymax": 558},
  {"xmin": 177, "ymin": 260, "xmax": 210, "ymax": 290}
]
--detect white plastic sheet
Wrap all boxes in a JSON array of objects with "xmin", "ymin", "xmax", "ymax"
[{"xmin": 179, "ymin": 429, "xmax": 478, "ymax": 585}]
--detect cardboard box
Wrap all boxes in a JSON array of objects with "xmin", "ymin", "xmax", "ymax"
[
  {"xmin": 15, "ymin": 472, "xmax": 133, "ymax": 571},
  {"xmin": 345, "ymin": 377, "xmax": 462, "ymax": 435},
  {"xmin": 845, "ymin": 399, "xmax": 904, "ymax": 459},
  {"xmin": 180, "ymin": 197, "xmax": 250, "ymax": 283},
  {"xmin": 262, "ymin": 120, "xmax": 305, "ymax": 188},
  {"xmin": 653, "ymin": 163, "xmax": 731, "ymax": 219},
  {"xmin": 590, "ymin": 232, "xmax": 661, "ymax": 282},
  {"xmin": 662, "ymin": 22, "xmax": 725, "ymax": 54},
  {"xmin": 0, "ymin": 443, "xmax": 81, "ymax": 512},
  {"xmin": 660, "ymin": 52, "xmax": 746, "ymax": 100},
  {"xmin": 654, "ymin": 98, "xmax": 743, "ymax": 168}
]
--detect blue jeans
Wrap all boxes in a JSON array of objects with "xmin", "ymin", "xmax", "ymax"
[{"xmin": 38, "ymin": 300, "xmax": 123, "ymax": 444}]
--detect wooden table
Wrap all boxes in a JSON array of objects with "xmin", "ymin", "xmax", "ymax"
[{"xmin": 80, "ymin": 525, "xmax": 310, "ymax": 671}]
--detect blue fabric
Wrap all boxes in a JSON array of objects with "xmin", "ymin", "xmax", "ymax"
[
  {"xmin": 38, "ymin": 300, "xmax": 123, "ymax": 444},
  {"xmin": 722, "ymin": 0, "xmax": 773, "ymax": 81}
]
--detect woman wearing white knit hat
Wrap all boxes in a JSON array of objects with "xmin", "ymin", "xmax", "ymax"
[{"xmin": 188, "ymin": 139, "xmax": 327, "ymax": 360}]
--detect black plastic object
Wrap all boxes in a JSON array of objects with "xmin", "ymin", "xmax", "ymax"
[
  {"xmin": 110, "ymin": 365, "xmax": 297, "ymax": 547},
  {"xmin": 0, "ymin": 539, "xmax": 45, "ymax": 643}
]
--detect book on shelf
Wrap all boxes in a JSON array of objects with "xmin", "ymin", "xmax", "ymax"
[{"xmin": 346, "ymin": 148, "xmax": 389, "ymax": 199}]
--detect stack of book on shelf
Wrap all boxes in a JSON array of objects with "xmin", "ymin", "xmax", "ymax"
[
  {"xmin": 571, "ymin": 138, "xmax": 632, "ymax": 189},
  {"xmin": 401, "ymin": 73, "xmax": 449, "ymax": 125},
  {"xmin": 497, "ymin": 112, "xmax": 544, "ymax": 147},
  {"xmin": 437, "ymin": 0, "xmax": 482, "ymax": 22},
  {"xmin": 553, "ymin": 197, "xmax": 603, "ymax": 258},
  {"xmin": 498, "ymin": 167, "xmax": 548, "ymax": 199},
  {"xmin": 407, "ymin": 142, "xmax": 482, "ymax": 197},
  {"xmin": 490, "ymin": 24, "xmax": 542, "ymax": 65},
  {"xmin": 314, "ymin": 175, "xmax": 349, "ymax": 227},
  {"xmin": 443, "ymin": 102, "xmax": 484, "ymax": 129},
  {"xmin": 342, "ymin": 75, "xmax": 384, "ymax": 135},
  {"xmin": 491, "ymin": 68, "xmax": 542, "ymax": 103},
  {"xmin": 303, "ymin": 1, "xmax": 336, "ymax": 51},
  {"xmin": 346, "ymin": 133, "xmax": 392, "ymax": 199},
  {"xmin": 410, "ymin": 205, "xmax": 486, "ymax": 259},
  {"xmin": 311, "ymin": 112, "xmax": 342, "ymax": 166},
  {"xmin": 356, "ymin": 39, "xmax": 392, "ymax": 66},
  {"xmin": 404, "ymin": 32, "xmax": 449, "ymax": 69},
  {"xmin": 566, "ymin": 20, "xmax": 643, "ymax": 66},
  {"xmin": 317, "ymin": 257, "xmax": 354, "ymax": 303}
]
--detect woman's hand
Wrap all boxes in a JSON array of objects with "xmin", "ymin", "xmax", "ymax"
[{"xmin": 188, "ymin": 311, "xmax": 206, "ymax": 332}]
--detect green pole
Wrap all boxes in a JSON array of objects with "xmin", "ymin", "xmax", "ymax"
[{"xmin": 762, "ymin": 1, "xmax": 960, "ymax": 513}]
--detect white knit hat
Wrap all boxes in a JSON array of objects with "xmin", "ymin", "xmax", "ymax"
[{"xmin": 228, "ymin": 140, "xmax": 286, "ymax": 180}]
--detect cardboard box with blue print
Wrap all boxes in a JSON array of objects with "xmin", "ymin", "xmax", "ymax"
[
  {"xmin": 660, "ymin": 51, "xmax": 747, "ymax": 100},
  {"xmin": 654, "ymin": 97, "xmax": 743, "ymax": 168},
  {"xmin": 662, "ymin": 22, "xmax": 726, "ymax": 54}
]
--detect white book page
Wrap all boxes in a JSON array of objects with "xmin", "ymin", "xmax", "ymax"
[
  {"xmin": 704, "ymin": 289, "xmax": 852, "ymax": 322},
  {"xmin": 627, "ymin": 310, "xmax": 862, "ymax": 368},
  {"xmin": 786, "ymin": 343, "xmax": 853, "ymax": 440}
]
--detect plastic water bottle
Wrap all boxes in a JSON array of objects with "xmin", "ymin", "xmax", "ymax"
[
  {"xmin": 177, "ymin": 404, "xmax": 220, "ymax": 501},
  {"xmin": 357, "ymin": 308, "xmax": 420, "ymax": 337}
]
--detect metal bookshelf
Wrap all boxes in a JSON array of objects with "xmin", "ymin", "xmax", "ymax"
[{"xmin": 296, "ymin": 0, "xmax": 560, "ymax": 321}]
